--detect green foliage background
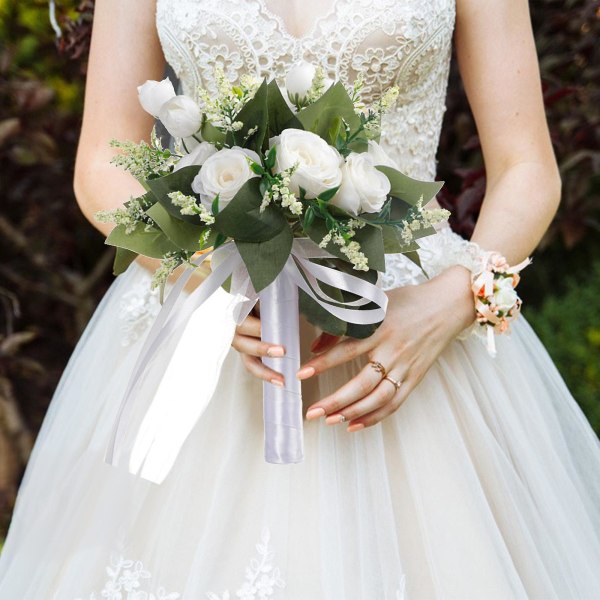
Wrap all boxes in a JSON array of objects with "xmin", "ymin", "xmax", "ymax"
[{"xmin": 0, "ymin": 0, "xmax": 598, "ymax": 543}]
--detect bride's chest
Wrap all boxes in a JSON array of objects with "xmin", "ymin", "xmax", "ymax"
[{"xmin": 156, "ymin": 0, "xmax": 455, "ymax": 104}]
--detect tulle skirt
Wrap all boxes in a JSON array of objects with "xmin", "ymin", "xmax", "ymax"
[{"xmin": 1, "ymin": 226, "xmax": 599, "ymax": 600}]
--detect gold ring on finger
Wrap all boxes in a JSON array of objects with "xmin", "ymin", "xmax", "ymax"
[
  {"xmin": 368, "ymin": 360, "xmax": 387, "ymax": 378},
  {"xmin": 383, "ymin": 374, "xmax": 401, "ymax": 391}
]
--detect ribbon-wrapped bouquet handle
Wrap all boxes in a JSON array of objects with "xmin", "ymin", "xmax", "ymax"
[{"xmin": 96, "ymin": 63, "xmax": 450, "ymax": 482}]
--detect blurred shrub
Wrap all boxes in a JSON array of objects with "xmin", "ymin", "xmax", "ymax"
[{"xmin": 526, "ymin": 259, "xmax": 600, "ymax": 434}]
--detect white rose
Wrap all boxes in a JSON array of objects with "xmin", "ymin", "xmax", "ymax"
[
  {"xmin": 367, "ymin": 140, "xmax": 400, "ymax": 170},
  {"xmin": 493, "ymin": 278, "xmax": 519, "ymax": 311},
  {"xmin": 191, "ymin": 146, "xmax": 260, "ymax": 210},
  {"xmin": 331, "ymin": 152, "xmax": 391, "ymax": 214},
  {"xmin": 158, "ymin": 95, "xmax": 202, "ymax": 138},
  {"xmin": 271, "ymin": 129, "xmax": 343, "ymax": 199},
  {"xmin": 174, "ymin": 141, "xmax": 217, "ymax": 171},
  {"xmin": 285, "ymin": 61, "xmax": 316, "ymax": 103},
  {"xmin": 137, "ymin": 78, "xmax": 176, "ymax": 117}
]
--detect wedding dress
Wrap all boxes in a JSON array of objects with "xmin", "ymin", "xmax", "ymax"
[{"xmin": 1, "ymin": 0, "xmax": 600, "ymax": 598}]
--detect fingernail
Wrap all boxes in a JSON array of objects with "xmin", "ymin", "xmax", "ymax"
[
  {"xmin": 297, "ymin": 366, "xmax": 315, "ymax": 380},
  {"xmin": 270, "ymin": 378, "xmax": 284, "ymax": 387},
  {"xmin": 306, "ymin": 407, "xmax": 325, "ymax": 420},
  {"xmin": 267, "ymin": 346, "xmax": 285, "ymax": 357},
  {"xmin": 347, "ymin": 423, "xmax": 365, "ymax": 432},
  {"xmin": 325, "ymin": 414, "xmax": 345, "ymax": 425}
]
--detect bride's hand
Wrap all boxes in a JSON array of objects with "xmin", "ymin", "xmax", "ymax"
[
  {"xmin": 231, "ymin": 303, "xmax": 287, "ymax": 387},
  {"xmin": 298, "ymin": 265, "xmax": 477, "ymax": 431}
]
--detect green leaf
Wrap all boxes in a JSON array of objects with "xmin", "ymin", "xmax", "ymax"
[
  {"xmin": 225, "ymin": 79, "xmax": 269, "ymax": 154},
  {"xmin": 235, "ymin": 226, "xmax": 293, "ymax": 292},
  {"xmin": 213, "ymin": 177, "xmax": 288, "ymax": 242},
  {"xmin": 200, "ymin": 118, "xmax": 226, "ymax": 146},
  {"xmin": 317, "ymin": 185, "xmax": 341, "ymax": 202},
  {"xmin": 105, "ymin": 222, "xmax": 180, "ymax": 258},
  {"xmin": 145, "ymin": 165, "xmax": 202, "ymax": 224},
  {"xmin": 375, "ymin": 165, "xmax": 444, "ymax": 206},
  {"xmin": 146, "ymin": 203, "xmax": 206, "ymax": 252},
  {"xmin": 113, "ymin": 247, "xmax": 138, "ymax": 275},
  {"xmin": 266, "ymin": 80, "xmax": 303, "ymax": 138},
  {"xmin": 299, "ymin": 286, "xmax": 348, "ymax": 336},
  {"xmin": 296, "ymin": 82, "xmax": 361, "ymax": 141}
]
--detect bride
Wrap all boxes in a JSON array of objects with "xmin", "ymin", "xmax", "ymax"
[{"xmin": 1, "ymin": 0, "xmax": 600, "ymax": 597}]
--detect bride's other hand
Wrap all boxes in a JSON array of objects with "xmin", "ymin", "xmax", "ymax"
[
  {"xmin": 231, "ymin": 304, "xmax": 287, "ymax": 387},
  {"xmin": 299, "ymin": 265, "xmax": 476, "ymax": 431}
]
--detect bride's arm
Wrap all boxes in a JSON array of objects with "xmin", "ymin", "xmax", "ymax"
[
  {"xmin": 300, "ymin": 0, "xmax": 561, "ymax": 427},
  {"xmin": 455, "ymin": 0, "xmax": 561, "ymax": 264},
  {"xmin": 73, "ymin": 0, "xmax": 209, "ymax": 290}
]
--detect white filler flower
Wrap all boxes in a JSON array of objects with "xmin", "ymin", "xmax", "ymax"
[
  {"xmin": 271, "ymin": 129, "xmax": 343, "ymax": 199},
  {"xmin": 192, "ymin": 146, "xmax": 260, "ymax": 210}
]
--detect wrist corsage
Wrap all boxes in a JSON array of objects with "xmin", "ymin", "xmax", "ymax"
[
  {"xmin": 416, "ymin": 227, "xmax": 532, "ymax": 357},
  {"xmin": 469, "ymin": 251, "xmax": 532, "ymax": 357}
]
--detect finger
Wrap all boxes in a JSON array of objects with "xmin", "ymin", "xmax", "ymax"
[
  {"xmin": 346, "ymin": 379, "xmax": 413, "ymax": 430},
  {"xmin": 310, "ymin": 332, "xmax": 341, "ymax": 354},
  {"xmin": 241, "ymin": 354, "xmax": 285, "ymax": 386},
  {"xmin": 297, "ymin": 336, "xmax": 371, "ymax": 380},
  {"xmin": 232, "ymin": 333, "xmax": 286, "ymax": 358},
  {"xmin": 305, "ymin": 360, "xmax": 390, "ymax": 420},
  {"xmin": 236, "ymin": 314, "xmax": 261, "ymax": 337}
]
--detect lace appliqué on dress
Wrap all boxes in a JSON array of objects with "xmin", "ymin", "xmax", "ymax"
[
  {"xmin": 74, "ymin": 554, "xmax": 181, "ymax": 600},
  {"xmin": 117, "ymin": 280, "xmax": 162, "ymax": 347},
  {"xmin": 206, "ymin": 526, "xmax": 286, "ymax": 600},
  {"xmin": 75, "ymin": 528, "xmax": 284, "ymax": 600}
]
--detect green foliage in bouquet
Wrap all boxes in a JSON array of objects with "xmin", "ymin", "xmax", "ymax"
[{"xmin": 95, "ymin": 65, "xmax": 450, "ymax": 337}]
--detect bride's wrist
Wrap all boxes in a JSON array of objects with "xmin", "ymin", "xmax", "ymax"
[{"xmin": 429, "ymin": 264, "xmax": 477, "ymax": 335}]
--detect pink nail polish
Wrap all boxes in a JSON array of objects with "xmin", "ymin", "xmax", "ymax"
[
  {"xmin": 297, "ymin": 366, "xmax": 315, "ymax": 380},
  {"xmin": 347, "ymin": 423, "xmax": 365, "ymax": 432},
  {"xmin": 267, "ymin": 346, "xmax": 285, "ymax": 357},
  {"xmin": 270, "ymin": 378, "xmax": 284, "ymax": 387},
  {"xmin": 325, "ymin": 414, "xmax": 345, "ymax": 425},
  {"xmin": 306, "ymin": 407, "xmax": 325, "ymax": 420}
]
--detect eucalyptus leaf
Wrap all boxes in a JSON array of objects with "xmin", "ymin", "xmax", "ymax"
[
  {"xmin": 266, "ymin": 80, "xmax": 303, "ymax": 138},
  {"xmin": 146, "ymin": 203, "xmax": 206, "ymax": 252},
  {"xmin": 146, "ymin": 165, "xmax": 202, "ymax": 224},
  {"xmin": 299, "ymin": 288, "xmax": 348, "ymax": 336},
  {"xmin": 213, "ymin": 178, "xmax": 288, "ymax": 242},
  {"xmin": 113, "ymin": 247, "xmax": 138, "ymax": 276},
  {"xmin": 235, "ymin": 225, "xmax": 293, "ymax": 292},
  {"xmin": 225, "ymin": 79, "xmax": 269, "ymax": 154},
  {"xmin": 105, "ymin": 222, "xmax": 180, "ymax": 258},
  {"xmin": 376, "ymin": 165, "xmax": 444, "ymax": 206},
  {"xmin": 296, "ymin": 82, "xmax": 361, "ymax": 141}
]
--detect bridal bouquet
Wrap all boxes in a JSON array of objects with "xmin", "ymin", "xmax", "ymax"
[{"xmin": 98, "ymin": 63, "xmax": 450, "ymax": 481}]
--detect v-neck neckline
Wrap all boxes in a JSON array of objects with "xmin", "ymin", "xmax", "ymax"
[{"xmin": 255, "ymin": 0, "xmax": 343, "ymax": 42}]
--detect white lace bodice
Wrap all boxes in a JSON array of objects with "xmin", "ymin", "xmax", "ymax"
[{"xmin": 155, "ymin": 0, "xmax": 456, "ymax": 181}]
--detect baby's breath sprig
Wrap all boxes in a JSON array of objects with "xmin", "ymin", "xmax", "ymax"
[
  {"xmin": 303, "ymin": 66, "xmax": 327, "ymax": 106},
  {"xmin": 197, "ymin": 68, "xmax": 260, "ymax": 134},
  {"xmin": 395, "ymin": 196, "xmax": 451, "ymax": 245},
  {"xmin": 94, "ymin": 195, "xmax": 155, "ymax": 234},
  {"xmin": 109, "ymin": 125, "xmax": 175, "ymax": 180},
  {"xmin": 150, "ymin": 250, "xmax": 193, "ymax": 303},
  {"xmin": 167, "ymin": 191, "xmax": 215, "ymax": 224},
  {"xmin": 318, "ymin": 217, "xmax": 369, "ymax": 271}
]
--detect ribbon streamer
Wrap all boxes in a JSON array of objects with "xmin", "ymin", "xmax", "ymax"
[{"xmin": 104, "ymin": 237, "xmax": 388, "ymax": 483}]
